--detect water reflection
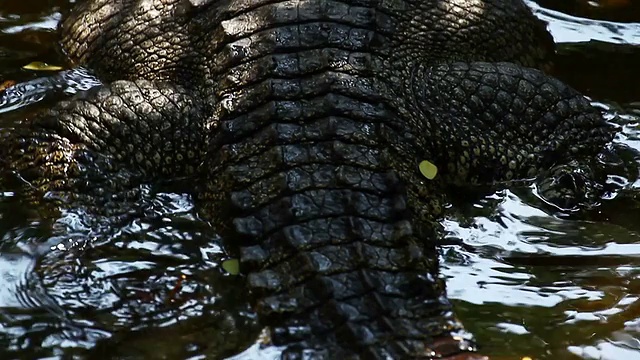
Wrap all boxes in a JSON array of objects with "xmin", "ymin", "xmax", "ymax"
[
  {"xmin": 0, "ymin": 67, "xmax": 101, "ymax": 114},
  {"xmin": 0, "ymin": 1, "xmax": 638, "ymax": 360},
  {"xmin": 530, "ymin": 2, "xmax": 640, "ymax": 45},
  {"xmin": 442, "ymin": 112, "xmax": 640, "ymax": 359},
  {"xmin": 0, "ymin": 189, "xmax": 260, "ymax": 358},
  {"xmin": 1, "ymin": 12, "xmax": 60, "ymax": 34}
]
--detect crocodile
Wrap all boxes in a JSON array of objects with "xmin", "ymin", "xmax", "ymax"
[{"xmin": 0, "ymin": 0, "xmax": 615, "ymax": 358}]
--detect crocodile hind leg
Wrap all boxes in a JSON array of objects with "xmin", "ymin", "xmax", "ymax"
[
  {"xmin": 0, "ymin": 80, "xmax": 213, "ymax": 218},
  {"xmin": 403, "ymin": 62, "xmax": 614, "ymax": 188}
]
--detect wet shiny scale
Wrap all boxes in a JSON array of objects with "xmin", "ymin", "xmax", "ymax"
[{"xmin": 0, "ymin": 1, "xmax": 639, "ymax": 359}]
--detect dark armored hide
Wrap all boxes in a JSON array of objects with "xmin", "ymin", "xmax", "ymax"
[{"xmin": 0, "ymin": 0, "xmax": 614, "ymax": 358}]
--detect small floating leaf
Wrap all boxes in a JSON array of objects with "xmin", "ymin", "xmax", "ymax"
[
  {"xmin": 419, "ymin": 160, "xmax": 438, "ymax": 180},
  {"xmin": 22, "ymin": 61, "xmax": 63, "ymax": 71},
  {"xmin": 222, "ymin": 258, "xmax": 240, "ymax": 275}
]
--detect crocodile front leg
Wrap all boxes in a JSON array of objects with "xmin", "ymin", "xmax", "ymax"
[{"xmin": 0, "ymin": 80, "xmax": 213, "ymax": 216}]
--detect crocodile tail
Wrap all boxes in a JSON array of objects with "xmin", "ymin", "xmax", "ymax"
[{"xmin": 200, "ymin": 106, "xmax": 472, "ymax": 358}]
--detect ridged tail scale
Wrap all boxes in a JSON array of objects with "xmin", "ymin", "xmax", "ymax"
[{"xmin": 197, "ymin": 0, "xmax": 466, "ymax": 358}]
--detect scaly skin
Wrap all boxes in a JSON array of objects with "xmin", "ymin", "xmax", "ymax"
[{"xmin": 0, "ymin": 0, "xmax": 615, "ymax": 358}]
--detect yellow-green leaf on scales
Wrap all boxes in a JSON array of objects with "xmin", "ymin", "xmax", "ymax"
[
  {"xmin": 222, "ymin": 258, "xmax": 240, "ymax": 275},
  {"xmin": 22, "ymin": 61, "xmax": 64, "ymax": 71},
  {"xmin": 419, "ymin": 160, "xmax": 438, "ymax": 180}
]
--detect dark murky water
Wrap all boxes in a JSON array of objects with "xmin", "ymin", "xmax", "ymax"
[{"xmin": 0, "ymin": 1, "xmax": 639, "ymax": 359}]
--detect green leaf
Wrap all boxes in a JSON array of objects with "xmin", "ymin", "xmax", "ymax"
[
  {"xmin": 419, "ymin": 160, "xmax": 438, "ymax": 180},
  {"xmin": 222, "ymin": 258, "xmax": 240, "ymax": 275},
  {"xmin": 22, "ymin": 61, "xmax": 64, "ymax": 71}
]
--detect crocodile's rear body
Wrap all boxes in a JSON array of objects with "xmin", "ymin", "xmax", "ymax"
[{"xmin": 0, "ymin": 0, "xmax": 615, "ymax": 358}]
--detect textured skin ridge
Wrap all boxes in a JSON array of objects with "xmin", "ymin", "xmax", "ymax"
[
  {"xmin": 405, "ymin": 62, "xmax": 614, "ymax": 185},
  {"xmin": 196, "ymin": 4, "xmax": 462, "ymax": 356},
  {"xmin": 223, "ymin": 151, "xmax": 459, "ymax": 358},
  {"xmin": 0, "ymin": 0, "xmax": 618, "ymax": 358},
  {"xmin": 2, "ymin": 80, "xmax": 212, "ymax": 212}
]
